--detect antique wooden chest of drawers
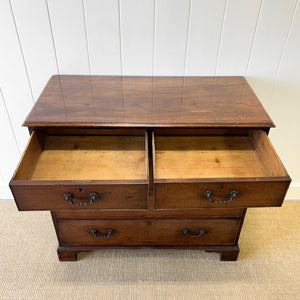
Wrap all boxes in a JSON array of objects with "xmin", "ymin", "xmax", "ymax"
[{"xmin": 10, "ymin": 75, "xmax": 290, "ymax": 261}]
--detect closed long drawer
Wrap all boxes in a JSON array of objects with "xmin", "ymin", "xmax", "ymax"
[
  {"xmin": 153, "ymin": 130, "xmax": 291, "ymax": 208},
  {"xmin": 10, "ymin": 131, "xmax": 149, "ymax": 210},
  {"xmin": 56, "ymin": 218, "xmax": 241, "ymax": 246}
]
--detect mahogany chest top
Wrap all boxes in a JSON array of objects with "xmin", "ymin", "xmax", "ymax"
[{"xmin": 24, "ymin": 75, "xmax": 274, "ymax": 128}]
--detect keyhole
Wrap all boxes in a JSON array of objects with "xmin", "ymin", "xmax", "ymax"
[{"xmin": 79, "ymin": 187, "xmax": 82, "ymax": 192}]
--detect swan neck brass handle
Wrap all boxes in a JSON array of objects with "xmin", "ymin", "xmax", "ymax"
[
  {"xmin": 90, "ymin": 229, "xmax": 115, "ymax": 238},
  {"xmin": 204, "ymin": 190, "xmax": 239, "ymax": 204},
  {"xmin": 63, "ymin": 192, "xmax": 100, "ymax": 206}
]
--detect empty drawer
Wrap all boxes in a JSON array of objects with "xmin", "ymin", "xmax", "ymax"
[
  {"xmin": 153, "ymin": 130, "xmax": 290, "ymax": 208},
  {"xmin": 10, "ymin": 131, "xmax": 149, "ymax": 210}
]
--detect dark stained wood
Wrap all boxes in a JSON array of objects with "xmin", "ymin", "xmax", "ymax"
[
  {"xmin": 35, "ymin": 126, "xmax": 270, "ymax": 136},
  {"xmin": 52, "ymin": 208, "xmax": 245, "ymax": 219},
  {"xmin": 24, "ymin": 75, "xmax": 274, "ymax": 128},
  {"xmin": 10, "ymin": 75, "xmax": 290, "ymax": 262},
  {"xmin": 56, "ymin": 218, "xmax": 240, "ymax": 246},
  {"xmin": 57, "ymin": 248, "xmax": 77, "ymax": 261},
  {"xmin": 155, "ymin": 181, "xmax": 290, "ymax": 209},
  {"xmin": 205, "ymin": 245, "xmax": 240, "ymax": 261},
  {"xmin": 10, "ymin": 130, "xmax": 149, "ymax": 211},
  {"xmin": 11, "ymin": 182, "xmax": 148, "ymax": 211},
  {"xmin": 43, "ymin": 127, "xmax": 146, "ymax": 136},
  {"xmin": 153, "ymin": 130, "xmax": 290, "ymax": 209},
  {"xmin": 55, "ymin": 244, "xmax": 240, "ymax": 261},
  {"xmin": 153, "ymin": 127, "xmax": 270, "ymax": 136},
  {"xmin": 57, "ymin": 246, "xmax": 92, "ymax": 261},
  {"xmin": 51, "ymin": 212, "xmax": 242, "ymax": 261}
]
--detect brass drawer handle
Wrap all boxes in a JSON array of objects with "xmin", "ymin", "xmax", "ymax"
[
  {"xmin": 90, "ymin": 229, "xmax": 115, "ymax": 238},
  {"xmin": 204, "ymin": 190, "xmax": 239, "ymax": 204},
  {"xmin": 182, "ymin": 228, "xmax": 206, "ymax": 238},
  {"xmin": 63, "ymin": 192, "xmax": 100, "ymax": 206}
]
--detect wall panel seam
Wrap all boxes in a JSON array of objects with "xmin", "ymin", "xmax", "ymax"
[
  {"xmin": 0, "ymin": 88, "xmax": 20, "ymax": 155},
  {"xmin": 152, "ymin": 0, "xmax": 156, "ymax": 76},
  {"xmin": 214, "ymin": 0, "xmax": 229, "ymax": 76},
  {"xmin": 81, "ymin": 0, "xmax": 92, "ymax": 76},
  {"xmin": 9, "ymin": 0, "xmax": 35, "ymax": 103},
  {"xmin": 245, "ymin": 0, "xmax": 264, "ymax": 75},
  {"xmin": 45, "ymin": 0, "xmax": 60, "ymax": 75},
  {"xmin": 274, "ymin": 0, "xmax": 299, "ymax": 80},
  {"xmin": 183, "ymin": 0, "xmax": 192, "ymax": 76},
  {"xmin": 118, "ymin": 0, "xmax": 123, "ymax": 75}
]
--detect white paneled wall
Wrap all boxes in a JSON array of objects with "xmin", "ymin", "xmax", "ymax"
[
  {"xmin": 185, "ymin": 0, "xmax": 226, "ymax": 75},
  {"xmin": 10, "ymin": 0, "xmax": 58, "ymax": 100},
  {"xmin": 84, "ymin": 0, "xmax": 121, "ymax": 75},
  {"xmin": 0, "ymin": 0, "xmax": 299, "ymax": 199},
  {"xmin": 120, "ymin": 0, "xmax": 154, "ymax": 75},
  {"xmin": 154, "ymin": 0, "xmax": 190, "ymax": 75}
]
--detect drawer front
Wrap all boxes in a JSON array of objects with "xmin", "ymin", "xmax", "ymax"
[
  {"xmin": 155, "ymin": 181, "xmax": 290, "ymax": 209},
  {"xmin": 153, "ymin": 130, "xmax": 290, "ymax": 209},
  {"xmin": 10, "ymin": 130, "xmax": 149, "ymax": 211},
  {"xmin": 57, "ymin": 218, "xmax": 240, "ymax": 246},
  {"xmin": 11, "ymin": 183, "xmax": 148, "ymax": 211}
]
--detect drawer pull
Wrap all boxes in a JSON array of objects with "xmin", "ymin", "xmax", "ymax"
[
  {"xmin": 63, "ymin": 192, "xmax": 100, "ymax": 206},
  {"xmin": 90, "ymin": 229, "xmax": 115, "ymax": 238},
  {"xmin": 182, "ymin": 228, "xmax": 206, "ymax": 238},
  {"xmin": 204, "ymin": 190, "xmax": 239, "ymax": 204}
]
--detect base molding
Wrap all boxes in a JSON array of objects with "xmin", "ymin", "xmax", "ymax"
[{"xmin": 56, "ymin": 244, "xmax": 239, "ymax": 262}]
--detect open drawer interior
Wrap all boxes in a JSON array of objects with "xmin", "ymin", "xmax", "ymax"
[
  {"xmin": 14, "ymin": 131, "xmax": 149, "ymax": 182},
  {"xmin": 153, "ymin": 130, "xmax": 288, "ymax": 181}
]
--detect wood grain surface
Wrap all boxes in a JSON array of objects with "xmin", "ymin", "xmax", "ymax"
[
  {"xmin": 155, "ymin": 135, "xmax": 266, "ymax": 179},
  {"xmin": 56, "ymin": 218, "xmax": 240, "ymax": 246},
  {"xmin": 154, "ymin": 131, "xmax": 288, "ymax": 180},
  {"xmin": 23, "ymin": 75, "xmax": 274, "ymax": 128},
  {"xmin": 32, "ymin": 135, "xmax": 148, "ymax": 181},
  {"xmin": 155, "ymin": 181, "xmax": 290, "ymax": 209}
]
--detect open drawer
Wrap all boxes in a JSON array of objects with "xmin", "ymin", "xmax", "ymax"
[
  {"xmin": 10, "ymin": 131, "xmax": 149, "ymax": 210},
  {"xmin": 153, "ymin": 130, "xmax": 290, "ymax": 208}
]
